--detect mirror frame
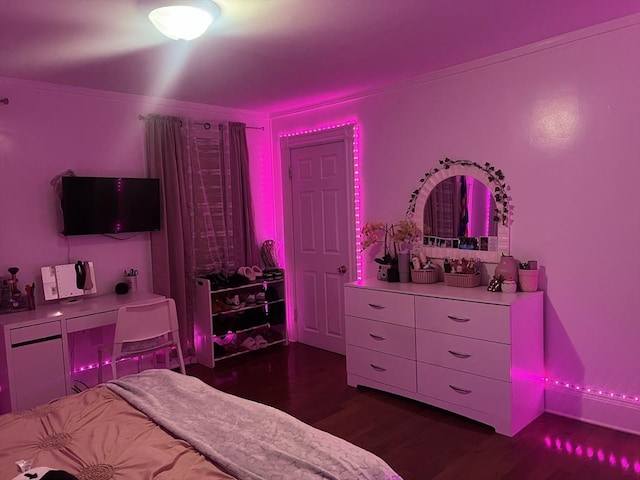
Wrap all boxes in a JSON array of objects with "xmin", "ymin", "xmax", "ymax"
[{"xmin": 406, "ymin": 158, "xmax": 511, "ymax": 263}]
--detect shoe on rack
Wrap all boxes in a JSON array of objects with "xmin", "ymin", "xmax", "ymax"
[
  {"xmin": 215, "ymin": 272, "xmax": 230, "ymax": 288},
  {"xmin": 228, "ymin": 273, "xmax": 249, "ymax": 287},
  {"xmin": 259, "ymin": 329, "xmax": 282, "ymax": 344},
  {"xmin": 212, "ymin": 297, "xmax": 230, "ymax": 313},
  {"xmin": 225, "ymin": 294, "xmax": 240, "ymax": 308},
  {"xmin": 254, "ymin": 334, "xmax": 268, "ymax": 348},
  {"xmin": 251, "ymin": 265, "xmax": 263, "ymax": 281},
  {"xmin": 265, "ymin": 287, "xmax": 279, "ymax": 302},
  {"xmin": 238, "ymin": 266, "xmax": 256, "ymax": 282},
  {"xmin": 205, "ymin": 274, "xmax": 220, "ymax": 291},
  {"xmin": 240, "ymin": 336, "xmax": 259, "ymax": 351}
]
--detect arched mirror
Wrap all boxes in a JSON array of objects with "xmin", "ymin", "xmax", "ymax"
[
  {"xmin": 407, "ymin": 158, "xmax": 511, "ymax": 263},
  {"xmin": 424, "ymin": 176, "xmax": 498, "ymax": 238}
]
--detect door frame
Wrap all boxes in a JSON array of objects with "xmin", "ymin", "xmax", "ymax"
[{"xmin": 280, "ymin": 123, "xmax": 358, "ymax": 343}]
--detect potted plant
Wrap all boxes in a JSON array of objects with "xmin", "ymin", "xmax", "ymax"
[{"xmin": 361, "ymin": 220, "xmax": 420, "ymax": 282}]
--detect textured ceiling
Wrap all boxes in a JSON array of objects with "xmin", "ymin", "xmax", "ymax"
[{"xmin": 1, "ymin": 0, "xmax": 639, "ymax": 113}]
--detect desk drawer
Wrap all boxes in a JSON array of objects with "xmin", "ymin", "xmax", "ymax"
[
  {"xmin": 347, "ymin": 344, "xmax": 416, "ymax": 392},
  {"xmin": 345, "ymin": 287, "xmax": 414, "ymax": 327},
  {"xmin": 417, "ymin": 363, "xmax": 511, "ymax": 417},
  {"xmin": 10, "ymin": 321, "xmax": 61, "ymax": 345},
  {"xmin": 416, "ymin": 330, "xmax": 511, "ymax": 381},
  {"xmin": 346, "ymin": 316, "xmax": 416, "ymax": 360},
  {"xmin": 415, "ymin": 296, "xmax": 510, "ymax": 343},
  {"xmin": 66, "ymin": 310, "xmax": 118, "ymax": 333}
]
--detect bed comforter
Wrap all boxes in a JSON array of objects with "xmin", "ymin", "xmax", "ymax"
[{"xmin": 0, "ymin": 369, "xmax": 402, "ymax": 480}]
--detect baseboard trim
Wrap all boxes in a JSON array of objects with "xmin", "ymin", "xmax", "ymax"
[{"xmin": 545, "ymin": 388, "xmax": 640, "ymax": 436}]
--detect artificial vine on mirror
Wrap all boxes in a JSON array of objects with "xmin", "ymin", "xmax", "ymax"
[{"xmin": 406, "ymin": 157, "xmax": 511, "ymax": 225}]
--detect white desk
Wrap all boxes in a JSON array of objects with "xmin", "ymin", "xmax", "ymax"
[{"xmin": 0, "ymin": 291, "xmax": 162, "ymax": 414}]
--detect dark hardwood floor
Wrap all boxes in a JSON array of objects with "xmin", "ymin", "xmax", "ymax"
[{"xmin": 186, "ymin": 343, "xmax": 640, "ymax": 480}]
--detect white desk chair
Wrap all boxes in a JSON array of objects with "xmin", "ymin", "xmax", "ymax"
[{"xmin": 98, "ymin": 297, "xmax": 186, "ymax": 383}]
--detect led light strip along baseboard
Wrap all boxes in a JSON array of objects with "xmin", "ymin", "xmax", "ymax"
[{"xmin": 544, "ymin": 377, "xmax": 639, "ymax": 405}]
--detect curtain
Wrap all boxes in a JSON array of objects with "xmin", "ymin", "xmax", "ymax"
[
  {"xmin": 144, "ymin": 114, "xmax": 194, "ymax": 355},
  {"xmin": 221, "ymin": 122, "xmax": 259, "ymax": 268},
  {"xmin": 185, "ymin": 121, "xmax": 235, "ymax": 275},
  {"xmin": 144, "ymin": 117, "xmax": 259, "ymax": 355}
]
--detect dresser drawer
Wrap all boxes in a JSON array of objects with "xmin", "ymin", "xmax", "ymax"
[
  {"xmin": 415, "ymin": 296, "xmax": 510, "ymax": 343},
  {"xmin": 346, "ymin": 316, "xmax": 416, "ymax": 360},
  {"xmin": 417, "ymin": 363, "xmax": 511, "ymax": 417},
  {"xmin": 345, "ymin": 287, "xmax": 414, "ymax": 327},
  {"xmin": 416, "ymin": 330, "xmax": 511, "ymax": 381},
  {"xmin": 346, "ymin": 344, "xmax": 416, "ymax": 392}
]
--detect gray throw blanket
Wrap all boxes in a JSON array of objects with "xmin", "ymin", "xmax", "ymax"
[{"xmin": 107, "ymin": 369, "xmax": 402, "ymax": 480}]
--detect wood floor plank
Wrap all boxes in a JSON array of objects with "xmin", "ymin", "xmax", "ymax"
[{"xmin": 186, "ymin": 343, "xmax": 640, "ymax": 480}]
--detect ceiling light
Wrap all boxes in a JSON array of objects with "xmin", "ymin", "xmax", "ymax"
[{"xmin": 146, "ymin": 1, "xmax": 218, "ymax": 41}]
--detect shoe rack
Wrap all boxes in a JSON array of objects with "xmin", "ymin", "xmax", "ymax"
[{"xmin": 193, "ymin": 275, "xmax": 287, "ymax": 368}]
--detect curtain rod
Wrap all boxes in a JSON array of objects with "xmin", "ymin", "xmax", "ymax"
[
  {"xmin": 138, "ymin": 115, "xmax": 263, "ymax": 131},
  {"xmin": 194, "ymin": 121, "xmax": 264, "ymax": 131}
]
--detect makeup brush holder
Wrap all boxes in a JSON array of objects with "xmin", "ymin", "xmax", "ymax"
[{"xmin": 124, "ymin": 274, "xmax": 138, "ymax": 292}]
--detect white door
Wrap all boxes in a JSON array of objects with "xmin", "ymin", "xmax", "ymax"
[{"xmin": 289, "ymin": 139, "xmax": 353, "ymax": 354}]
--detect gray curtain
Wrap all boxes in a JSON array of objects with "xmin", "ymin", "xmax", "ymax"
[
  {"xmin": 144, "ymin": 114, "xmax": 195, "ymax": 356},
  {"xmin": 143, "ymin": 117, "xmax": 259, "ymax": 356},
  {"xmin": 185, "ymin": 120, "xmax": 236, "ymax": 275},
  {"xmin": 221, "ymin": 122, "xmax": 259, "ymax": 268}
]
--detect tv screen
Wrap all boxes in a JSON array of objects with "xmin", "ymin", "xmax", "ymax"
[{"xmin": 61, "ymin": 176, "xmax": 161, "ymax": 236}]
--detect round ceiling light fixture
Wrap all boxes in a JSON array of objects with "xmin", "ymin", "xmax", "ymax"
[{"xmin": 143, "ymin": 1, "xmax": 219, "ymax": 41}]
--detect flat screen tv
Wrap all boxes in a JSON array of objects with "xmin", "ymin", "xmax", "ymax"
[{"xmin": 61, "ymin": 176, "xmax": 161, "ymax": 236}]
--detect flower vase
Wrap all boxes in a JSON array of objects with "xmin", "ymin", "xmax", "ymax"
[
  {"xmin": 494, "ymin": 254, "xmax": 518, "ymax": 281},
  {"xmin": 387, "ymin": 264, "xmax": 400, "ymax": 282},
  {"xmin": 398, "ymin": 251, "xmax": 411, "ymax": 283}
]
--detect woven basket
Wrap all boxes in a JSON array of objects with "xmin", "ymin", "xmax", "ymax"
[
  {"xmin": 444, "ymin": 272, "xmax": 481, "ymax": 288},
  {"xmin": 411, "ymin": 268, "xmax": 439, "ymax": 284}
]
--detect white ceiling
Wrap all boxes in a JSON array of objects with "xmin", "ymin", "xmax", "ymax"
[{"xmin": 1, "ymin": 0, "xmax": 639, "ymax": 113}]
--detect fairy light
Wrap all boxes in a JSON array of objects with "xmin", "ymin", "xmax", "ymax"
[
  {"xmin": 279, "ymin": 121, "xmax": 356, "ymax": 138},
  {"xmin": 73, "ymin": 357, "xmax": 138, "ymax": 374},
  {"xmin": 543, "ymin": 377, "xmax": 640, "ymax": 405},
  {"xmin": 280, "ymin": 120, "xmax": 362, "ymax": 279},
  {"xmin": 72, "ymin": 348, "xmax": 178, "ymax": 374},
  {"xmin": 352, "ymin": 124, "xmax": 362, "ymax": 280}
]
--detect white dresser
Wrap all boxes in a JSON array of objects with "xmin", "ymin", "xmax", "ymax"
[{"xmin": 345, "ymin": 279, "xmax": 543, "ymax": 436}]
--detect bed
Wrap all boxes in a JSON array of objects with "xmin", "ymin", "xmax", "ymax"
[{"xmin": 0, "ymin": 369, "xmax": 402, "ymax": 480}]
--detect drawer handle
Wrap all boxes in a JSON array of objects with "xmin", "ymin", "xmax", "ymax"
[
  {"xmin": 369, "ymin": 333, "xmax": 386, "ymax": 341},
  {"xmin": 449, "ymin": 385, "xmax": 472, "ymax": 395},
  {"xmin": 368, "ymin": 303, "xmax": 386, "ymax": 310},
  {"xmin": 447, "ymin": 315, "xmax": 470, "ymax": 323},
  {"xmin": 370, "ymin": 363, "xmax": 387, "ymax": 372},
  {"xmin": 448, "ymin": 350, "xmax": 471, "ymax": 359}
]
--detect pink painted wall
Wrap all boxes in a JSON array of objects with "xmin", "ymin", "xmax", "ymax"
[
  {"xmin": 0, "ymin": 78, "xmax": 274, "ymax": 304},
  {"xmin": 271, "ymin": 16, "xmax": 640, "ymax": 432}
]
